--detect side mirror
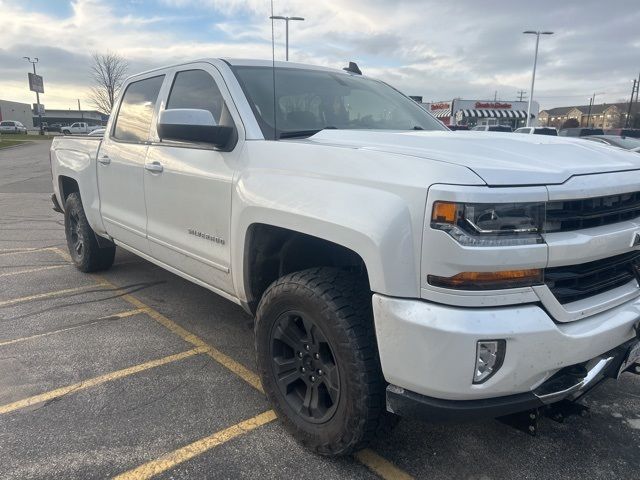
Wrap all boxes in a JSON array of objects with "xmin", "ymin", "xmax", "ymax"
[{"xmin": 157, "ymin": 108, "xmax": 234, "ymax": 148}]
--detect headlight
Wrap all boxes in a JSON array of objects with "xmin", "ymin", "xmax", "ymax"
[{"xmin": 431, "ymin": 201, "xmax": 545, "ymax": 246}]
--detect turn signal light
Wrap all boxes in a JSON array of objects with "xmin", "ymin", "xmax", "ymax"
[
  {"xmin": 431, "ymin": 201, "xmax": 458, "ymax": 223},
  {"xmin": 428, "ymin": 269, "xmax": 543, "ymax": 290}
]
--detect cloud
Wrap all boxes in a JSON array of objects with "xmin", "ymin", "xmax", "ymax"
[{"xmin": 1, "ymin": 0, "xmax": 639, "ymax": 110}]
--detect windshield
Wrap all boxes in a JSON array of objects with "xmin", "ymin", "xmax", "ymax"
[{"xmin": 232, "ymin": 66, "xmax": 446, "ymax": 139}]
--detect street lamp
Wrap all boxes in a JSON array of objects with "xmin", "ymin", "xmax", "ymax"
[
  {"xmin": 523, "ymin": 30, "xmax": 553, "ymax": 127},
  {"xmin": 270, "ymin": 15, "xmax": 305, "ymax": 61},
  {"xmin": 23, "ymin": 56, "xmax": 44, "ymax": 135}
]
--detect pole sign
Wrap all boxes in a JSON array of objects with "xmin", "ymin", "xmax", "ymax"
[
  {"xmin": 32, "ymin": 103, "xmax": 45, "ymax": 115},
  {"xmin": 28, "ymin": 73, "xmax": 44, "ymax": 93}
]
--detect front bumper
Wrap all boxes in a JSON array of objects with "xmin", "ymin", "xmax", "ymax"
[
  {"xmin": 372, "ymin": 293, "xmax": 640, "ymax": 401},
  {"xmin": 385, "ymin": 339, "xmax": 639, "ymax": 422}
]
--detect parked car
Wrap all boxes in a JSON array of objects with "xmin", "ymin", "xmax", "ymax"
[
  {"xmin": 61, "ymin": 122, "xmax": 101, "ymax": 135},
  {"xmin": 0, "ymin": 120, "xmax": 28, "ymax": 134},
  {"xmin": 471, "ymin": 125, "xmax": 513, "ymax": 132},
  {"xmin": 558, "ymin": 127, "xmax": 604, "ymax": 137},
  {"xmin": 50, "ymin": 58, "xmax": 640, "ymax": 456},
  {"xmin": 88, "ymin": 128, "xmax": 106, "ymax": 136},
  {"xmin": 604, "ymin": 128, "xmax": 640, "ymax": 138},
  {"xmin": 514, "ymin": 126, "xmax": 558, "ymax": 136},
  {"xmin": 583, "ymin": 135, "xmax": 640, "ymax": 151},
  {"xmin": 446, "ymin": 125, "xmax": 470, "ymax": 131}
]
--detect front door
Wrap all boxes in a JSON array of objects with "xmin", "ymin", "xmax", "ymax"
[
  {"xmin": 97, "ymin": 74, "xmax": 165, "ymax": 253},
  {"xmin": 143, "ymin": 65, "xmax": 241, "ymax": 294}
]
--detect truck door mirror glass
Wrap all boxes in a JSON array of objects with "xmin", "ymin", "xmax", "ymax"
[{"xmin": 157, "ymin": 108, "xmax": 233, "ymax": 148}]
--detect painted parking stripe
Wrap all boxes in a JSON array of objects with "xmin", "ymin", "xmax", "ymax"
[
  {"xmin": 0, "ymin": 246, "xmax": 59, "ymax": 257},
  {"xmin": 113, "ymin": 410, "xmax": 277, "ymax": 480},
  {"xmin": 0, "ymin": 347, "xmax": 207, "ymax": 415},
  {"xmin": 355, "ymin": 449, "xmax": 415, "ymax": 480},
  {"xmin": 0, "ymin": 283, "xmax": 109, "ymax": 308},
  {"xmin": 0, "ymin": 308, "xmax": 146, "ymax": 347},
  {"xmin": 0, "ymin": 264, "xmax": 66, "ymax": 278},
  {"xmin": 49, "ymin": 248, "xmax": 414, "ymax": 480}
]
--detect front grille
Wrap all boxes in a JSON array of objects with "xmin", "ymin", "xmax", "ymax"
[
  {"xmin": 544, "ymin": 251, "xmax": 640, "ymax": 304},
  {"xmin": 545, "ymin": 191, "xmax": 640, "ymax": 233}
]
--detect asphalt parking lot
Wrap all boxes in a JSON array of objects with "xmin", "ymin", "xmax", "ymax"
[{"xmin": 1, "ymin": 141, "xmax": 640, "ymax": 480}]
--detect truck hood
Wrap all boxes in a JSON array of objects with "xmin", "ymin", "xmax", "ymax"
[{"xmin": 306, "ymin": 130, "xmax": 640, "ymax": 186}]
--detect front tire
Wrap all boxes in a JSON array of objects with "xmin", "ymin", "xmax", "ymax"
[
  {"xmin": 64, "ymin": 193, "xmax": 115, "ymax": 272},
  {"xmin": 255, "ymin": 267, "xmax": 389, "ymax": 456}
]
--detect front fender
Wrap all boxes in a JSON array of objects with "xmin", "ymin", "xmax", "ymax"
[{"xmin": 231, "ymin": 173, "xmax": 422, "ymax": 301}]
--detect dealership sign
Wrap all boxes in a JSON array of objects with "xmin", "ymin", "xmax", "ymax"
[
  {"xmin": 28, "ymin": 73, "xmax": 44, "ymax": 94},
  {"xmin": 475, "ymin": 101, "xmax": 512, "ymax": 109},
  {"xmin": 430, "ymin": 102, "xmax": 451, "ymax": 111}
]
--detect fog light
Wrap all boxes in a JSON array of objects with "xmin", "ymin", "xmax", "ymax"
[{"xmin": 473, "ymin": 340, "xmax": 506, "ymax": 384}]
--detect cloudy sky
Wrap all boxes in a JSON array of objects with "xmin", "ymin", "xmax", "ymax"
[{"xmin": 1, "ymin": 0, "xmax": 639, "ymax": 111}]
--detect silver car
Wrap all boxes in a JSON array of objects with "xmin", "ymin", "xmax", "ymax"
[{"xmin": 0, "ymin": 120, "xmax": 28, "ymax": 134}]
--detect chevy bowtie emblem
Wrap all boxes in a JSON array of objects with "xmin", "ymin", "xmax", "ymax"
[{"xmin": 633, "ymin": 233, "xmax": 640, "ymax": 247}]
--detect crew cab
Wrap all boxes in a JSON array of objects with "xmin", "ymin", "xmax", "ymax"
[
  {"xmin": 61, "ymin": 122, "xmax": 100, "ymax": 135},
  {"xmin": 50, "ymin": 59, "xmax": 640, "ymax": 455}
]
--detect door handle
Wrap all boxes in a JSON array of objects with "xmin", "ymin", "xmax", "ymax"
[
  {"xmin": 144, "ymin": 161, "xmax": 164, "ymax": 173},
  {"xmin": 97, "ymin": 155, "xmax": 111, "ymax": 165}
]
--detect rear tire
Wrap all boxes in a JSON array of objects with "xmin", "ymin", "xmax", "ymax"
[
  {"xmin": 64, "ymin": 192, "xmax": 115, "ymax": 272},
  {"xmin": 255, "ymin": 267, "xmax": 391, "ymax": 456}
]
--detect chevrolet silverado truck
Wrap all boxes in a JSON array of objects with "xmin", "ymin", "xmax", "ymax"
[
  {"xmin": 61, "ymin": 122, "xmax": 101, "ymax": 135},
  {"xmin": 50, "ymin": 59, "xmax": 640, "ymax": 455}
]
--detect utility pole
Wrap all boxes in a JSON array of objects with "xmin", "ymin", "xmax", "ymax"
[
  {"xmin": 78, "ymin": 99, "xmax": 84, "ymax": 121},
  {"xmin": 625, "ymin": 79, "xmax": 637, "ymax": 128},
  {"xmin": 517, "ymin": 90, "xmax": 527, "ymax": 101},
  {"xmin": 586, "ymin": 95, "xmax": 594, "ymax": 127},
  {"xmin": 269, "ymin": 15, "xmax": 305, "ymax": 61},
  {"xmin": 523, "ymin": 30, "xmax": 554, "ymax": 127},
  {"xmin": 23, "ymin": 56, "xmax": 43, "ymax": 135}
]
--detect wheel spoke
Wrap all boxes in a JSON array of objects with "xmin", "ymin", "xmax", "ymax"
[
  {"xmin": 274, "ymin": 360, "xmax": 300, "ymax": 390},
  {"xmin": 273, "ymin": 321, "xmax": 303, "ymax": 350}
]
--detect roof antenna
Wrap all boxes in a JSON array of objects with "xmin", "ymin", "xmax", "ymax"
[
  {"xmin": 270, "ymin": 0, "xmax": 277, "ymax": 140},
  {"xmin": 343, "ymin": 61, "xmax": 362, "ymax": 75}
]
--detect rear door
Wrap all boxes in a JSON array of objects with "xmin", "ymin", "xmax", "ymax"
[
  {"xmin": 143, "ymin": 63, "xmax": 242, "ymax": 294},
  {"xmin": 97, "ymin": 74, "xmax": 165, "ymax": 253}
]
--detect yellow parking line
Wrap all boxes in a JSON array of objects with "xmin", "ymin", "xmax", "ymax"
[
  {"xmin": 113, "ymin": 410, "xmax": 277, "ymax": 480},
  {"xmin": 355, "ymin": 449, "xmax": 415, "ymax": 480},
  {"xmin": 0, "ymin": 246, "xmax": 57, "ymax": 257},
  {"xmin": 0, "ymin": 308, "xmax": 146, "ymax": 347},
  {"xmin": 49, "ymin": 248, "xmax": 412, "ymax": 480},
  {"xmin": 89, "ymin": 273, "xmax": 264, "ymax": 393},
  {"xmin": 0, "ymin": 264, "xmax": 65, "ymax": 278},
  {"xmin": 0, "ymin": 347, "xmax": 207, "ymax": 415},
  {"xmin": 0, "ymin": 283, "xmax": 108, "ymax": 308}
]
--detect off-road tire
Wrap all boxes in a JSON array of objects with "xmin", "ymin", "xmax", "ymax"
[
  {"xmin": 255, "ymin": 267, "xmax": 391, "ymax": 456},
  {"xmin": 64, "ymin": 192, "xmax": 115, "ymax": 272}
]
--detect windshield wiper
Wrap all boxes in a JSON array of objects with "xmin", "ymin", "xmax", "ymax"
[{"xmin": 278, "ymin": 126, "xmax": 337, "ymax": 139}]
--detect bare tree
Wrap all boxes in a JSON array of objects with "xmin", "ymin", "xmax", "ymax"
[{"xmin": 88, "ymin": 52, "xmax": 129, "ymax": 114}]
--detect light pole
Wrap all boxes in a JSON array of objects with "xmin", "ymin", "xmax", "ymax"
[
  {"xmin": 23, "ymin": 56, "xmax": 44, "ymax": 135},
  {"xmin": 523, "ymin": 30, "xmax": 553, "ymax": 127},
  {"xmin": 270, "ymin": 15, "xmax": 304, "ymax": 61}
]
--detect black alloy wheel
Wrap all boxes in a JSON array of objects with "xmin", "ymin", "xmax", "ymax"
[
  {"xmin": 270, "ymin": 311, "xmax": 340, "ymax": 424},
  {"xmin": 68, "ymin": 209, "xmax": 85, "ymax": 259}
]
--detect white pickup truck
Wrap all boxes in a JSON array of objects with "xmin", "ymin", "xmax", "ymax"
[
  {"xmin": 50, "ymin": 59, "xmax": 640, "ymax": 455},
  {"xmin": 61, "ymin": 122, "xmax": 101, "ymax": 135}
]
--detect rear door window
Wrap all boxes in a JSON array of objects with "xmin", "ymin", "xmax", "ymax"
[{"xmin": 113, "ymin": 75, "xmax": 165, "ymax": 142}]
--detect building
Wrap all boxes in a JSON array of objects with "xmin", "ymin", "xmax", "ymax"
[
  {"xmin": 32, "ymin": 109, "xmax": 109, "ymax": 128},
  {"xmin": 539, "ymin": 103, "xmax": 639, "ymax": 129},
  {"xmin": 423, "ymin": 99, "xmax": 539, "ymax": 128},
  {"xmin": 0, "ymin": 100, "xmax": 34, "ymax": 128}
]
